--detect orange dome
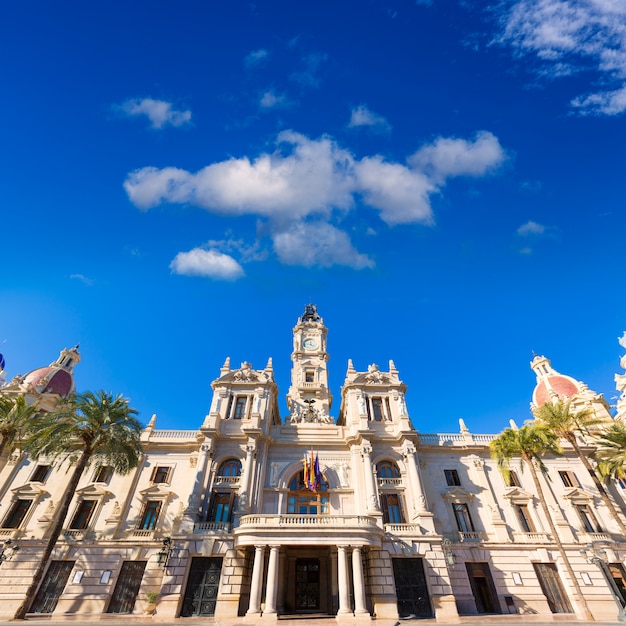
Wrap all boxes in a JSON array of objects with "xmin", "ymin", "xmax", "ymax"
[{"xmin": 22, "ymin": 366, "xmax": 73, "ymax": 397}]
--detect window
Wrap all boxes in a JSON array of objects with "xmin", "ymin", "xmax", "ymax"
[
  {"xmin": 619, "ymin": 477, "xmax": 626, "ymax": 490},
  {"xmin": 138, "ymin": 501, "xmax": 161, "ymax": 530},
  {"xmin": 287, "ymin": 471, "xmax": 329, "ymax": 515},
  {"xmin": 377, "ymin": 461, "xmax": 400, "ymax": 479},
  {"xmin": 444, "ymin": 469, "xmax": 461, "ymax": 486},
  {"xmin": 208, "ymin": 493, "xmax": 236, "ymax": 523},
  {"xmin": 218, "ymin": 459, "xmax": 242, "ymax": 477},
  {"xmin": 305, "ymin": 371, "xmax": 314, "ymax": 383},
  {"xmin": 505, "ymin": 470, "xmax": 521, "ymax": 487},
  {"xmin": 577, "ymin": 504, "xmax": 601, "ymax": 533},
  {"xmin": 94, "ymin": 466, "xmax": 113, "ymax": 483},
  {"xmin": 371, "ymin": 398, "xmax": 384, "ymax": 421},
  {"xmin": 2, "ymin": 499, "xmax": 32, "ymax": 528},
  {"xmin": 69, "ymin": 500, "xmax": 96, "ymax": 529},
  {"xmin": 30, "ymin": 465, "xmax": 51, "ymax": 483},
  {"xmin": 233, "ymin": 396, "xmax": 247, "ymax": 419},
  {"xmin": 514, "ymin": 504, "xmax": 536, "ymax": 533},
  {"xmin": 150, "ymin": 466, "xmax": 171, "ymax": 484},
  {"xmin": 558, "ymin": 471, "xmax": 578, "ymax": 488},
  {"xmin": 453, "ymin": 503, "xmax": 475, "ymax": 532},
  {"xmin": 381, "ymin": 494, "xmax": 406, "ymax": 524}
]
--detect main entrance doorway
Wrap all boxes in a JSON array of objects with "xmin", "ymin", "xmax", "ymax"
[
  {"xmin": 107, "ymin": 561, "xmax": 147, "ymax": 614},
  {"xmin": 296, "ymin": 558, "xmax": 320, "ymax": 612},
  {"xmin": 392, "ymin": 558, "xmax": 433, "ymax": 618},
  {"xmin": 181, "ymin": 557, "xmax": 223, "ymax": 617},
  {"xmin": 466, "ymin": 562, "xmax": 501, "ymax": 614},
  {"xmin": 30, "ymin": 560, "xmax": 75, "ymax": 614}
]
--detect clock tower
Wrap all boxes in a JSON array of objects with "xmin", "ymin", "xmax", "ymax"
[{"xmin": 286, "ymin": 304, "xmax": 333, "ymax": 423}]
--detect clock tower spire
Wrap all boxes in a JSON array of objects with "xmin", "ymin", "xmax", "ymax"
[{"xmin": 287, "ymin": 304, "xmax": 333, "ymax": 423}]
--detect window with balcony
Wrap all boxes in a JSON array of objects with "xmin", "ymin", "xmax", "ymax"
[
  {"xmin": 558, "ymin": 470, "xmax": 579, "ymax": 488},
  {"xmin": 287, "ymin": 471, "xmax": 329, "ymax": 515},
  {"xmin": 150, "ymin": 466, "xmax": 171, "ymax": 484},
  {"xmin": 514, "ymin": 504, "xmax": 536, "ymax": 533},
  {"xmin": 138, "ymin": 501, "xmax": 161, "ymax": 530},
  {"xmin": 208, "ymin": 492, "xmax": 236, "ymax": 523},
  {"xmin": 69, "ymin": 500, "xmax": 96, "ymax": 530},
  {"xmin": 381, "ymin": 493, "xmax": 406, "ymax": 524},
  {"xmin": 218, "ymin": 459, "xmax": 242, "ymax": 477},
  {"xmin": 577, "ymin": 504, "xmax": 602, "ymax": 533},
  {"xmin": 366, "ymin": 396, "xmax": 391, "ymax": 421},
  {"xmin": 93, "ymin": 466, "xmax": 113, "ymax": 484},
  {"xmin": 305, "ymin": 371, "xmax": 314, "ymax": 383},
  {"xmin": 453, "ymin": 503, "xmax": 475, "ymax": 533},
  {"xmin": 444, "ymin": 469, "xmax": 461, "ymax": 486},
  {"xmin": 2, "ymin": 499, "xmax": 32, "ymax": 529},
  {"xmin": 377, "ymin": 461, "xmax": 401, "ymax": 479},
  {"xmin": 233, "ymin": 396, "xmax": 247, "ymax": 419},
  {"xmin": 30, "ymin": 465, "xmax": 52, "ymax": 483}
]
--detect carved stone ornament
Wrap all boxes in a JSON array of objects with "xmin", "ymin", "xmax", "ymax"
[
  {"xmin": 233, "ymin": 362, "xmax": 258, "ymax": 382},
  {"xmin": 365, "ymin": 363, "xmax": 389, "ymax": 384}
]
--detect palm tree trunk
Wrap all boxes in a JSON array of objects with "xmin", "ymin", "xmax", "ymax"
[
  {"xmin": 524, "ymin": 455, "xmax": 594, "ymax": 621},
  {"xmin": 567, "ymin": 434, "xmax": 626, "ymax": 536},
  {"xmin": 13, "ymin": 449, "xmax": 91, "ymax": 620}
]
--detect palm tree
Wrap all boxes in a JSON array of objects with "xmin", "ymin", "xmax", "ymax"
[
  {"xmin": 13, "ymin": 391, "xmax": 143, "ymax": 620},
  {"xmin": 490, "ymin": 423, "xmax": 594, "ymax": 621},
  {"xmin": 593, "ymin": 421, "xmax": 626, "ymax": 483},
  {"xmin": 534, "ymin": 399, "xmax": 626, "ymax": 536},
  {"xmin": 0, "ymin": 395, "xmax": 39, "ymax": 458}
]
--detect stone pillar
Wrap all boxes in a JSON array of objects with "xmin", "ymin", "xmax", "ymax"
[
  {"xmin": 247, "ymin": 545, "xmax": 265, "ymax": 616},
  {"xmin": 361, "ymin": 441, "xmax": 379, "ymax": 512},
  {"xmin": 238, "ymin": 440, "xmax": 256, "ymax": 513},
  {"xmin": 337, "ymin": 546, "xmax": 352, "ymax": 615},
  {"xmin": 181, "ymin": 442, "xmax": 213, "ymax": 532},
  {"xmin": 402, "ymin": 442, "xmax": 435, "ymax": 533},
  {"xmin": 277, "ymin": 550, "xmax": 286, "ymax": 613},
  {"xmin": 263, "ymin": 546, "xmax": 280, "ymax": 615},
  {"xmin": 352, "ymin": 547, "xmax": 368, "ymax": 615},
  {"xmin": 468, "ymin": 454, "xmax": 510, "ymax": 542}
]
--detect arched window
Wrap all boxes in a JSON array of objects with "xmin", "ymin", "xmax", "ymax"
[
  {"xmin": 376, "ymin": 461, "xmax": 400, "ymax": 479},
  {"xmin": 287, "ymin": 470, "xmax": 329, "ymax": 515},
  {"xmin": 218, "ymin": 459, "xmax": 242, "ymax": 477}
]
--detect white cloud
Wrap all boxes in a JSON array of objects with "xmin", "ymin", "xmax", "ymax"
[
  {"xmin": 272, "ymin": 222, "xmax": 374, "ymax": 269},
  {"xmin": 348, "ymin": 105, "xmax": 391, "ymax": 132},
  {"xmin": 70, "ymin": 273, "xmax": 94, "ymax": 286},
  {"xmin": 244, "ymin": 48, "xmax": 269, "ymax": 67},
  {"xmin": 125, "ymin": 129, "xmax": 506, "ymax": 269},
  {"xmin": 118, "ymin": 98, "xmax": 192, "ymax": 129},
  {"xmin": 408, "ymin": 131, "xmax": 506, "ymax": 181},
  {"xmin": 291, "ymin": 52, "xmax": 328, "ymax": 88},
  {"xmin": 169, "ymin": 248, "xmax": 245, "ymax": 280},
  {"xmin": 496, "ymin": 0, "xmax": 626, "ymax": 114},
  {"xmin": 259, "ymin": 90, "xmax": 289, "ymax": 109},
  {"xmin": 517, "ymin": 220, "xmax": 547, "ymax": 236}
]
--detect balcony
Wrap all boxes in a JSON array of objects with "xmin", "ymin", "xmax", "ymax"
[
  {"xmin": 234, "ymin": 514, "xmax": 383, "ymax": 547},
  {"xmin": 512, "ymin": 531, "xmax": 552, "ymax": 544},
  {"xmin": 444, "ymin": 531, "xmax": 488, "ymax": 543},
  {"xmin": 384, "ymin": 523, "xmax": 423, "ymax": 535},
  {"xmin": 193, "ymin": 521, "xmax": 232, "ymax": 534},
  {"xmin": 378, "ymin": 477, "xmax": 403, "ymax": 488},
  {"xmin": 579, "ymin": 531, "xmax": 613, "ymax": 543},
  {"xmin": 213, "ymin": 476, "xmax": 240, "ymax": 487}
]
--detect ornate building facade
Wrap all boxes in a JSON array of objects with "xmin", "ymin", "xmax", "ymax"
[{"xmin": 1, "ymin": 307, "xmax": 626, "ymax": 622}]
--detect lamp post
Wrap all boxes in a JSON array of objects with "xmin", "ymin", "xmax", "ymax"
[
  {"xmin": 156, "ymin": 537, "xmax": 173, "ymax": 568},
  {"xmin": 0, "ymin": 539, "xmax": 19, "ymax": 565},
  {"xmin": 580, "ymin": 543, "xmax": 626, "ymax": 622}
]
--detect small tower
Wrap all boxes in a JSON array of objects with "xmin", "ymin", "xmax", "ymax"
[
  {"xmin": 615, "ymin": 332, "xmax": 626, "ymax": 421},
  {"xmin": 286, "ymin": 304, "xmax": 333, "ymax": 423}
]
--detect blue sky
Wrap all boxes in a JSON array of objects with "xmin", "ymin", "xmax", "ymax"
[{"xmin": 1, "ymin": 0, "xmax": 624, "ymax": 434}]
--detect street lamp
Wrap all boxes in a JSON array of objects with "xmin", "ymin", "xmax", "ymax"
[
  {"xmin": 0, "ymin": 539, "xmax": 19, "ymax": 565},
  {"xmin": 156, "ymin": 537, "xmax": 173, "ymax": 568},
  {"xmin": 580, "ymin": 543, "xmax": 626, "ymax": 622}
]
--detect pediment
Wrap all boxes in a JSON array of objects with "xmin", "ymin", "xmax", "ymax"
[
  {"xmin": 562, "ymin": 487, "xmax": 594, "ymax": 504},
  {"xmin": 441, "ymin": 487, "xmax": 475, "ymax": 501},
  {"xmin": 76, "ymin": 484, "xmax": 111, "ymax": 498},
  {"xmin": 215, "ymin": 369, "xmax": 273, "ymax": 386},
  {"xmin": 503, "ymin": 486, "xmax": 534, "ymax": 503},
  {"xmin": 139, "ymin": 483, "xmax": 174, "ymax": 499},
  {"xmin": 11, "ymin": 483, "xmax": 47, "ymax": 497}
]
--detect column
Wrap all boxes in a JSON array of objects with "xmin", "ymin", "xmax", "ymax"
[
  {"xmin": 238, "ymin": 440, "xmax": 256, "ymax": 513},
  {"xmin": 181, "ymin": 443, "xmax": 213, "ymax": 531},
  {"xmin": 277, "ymin": 550, "xmax": 286, "ymax": 613},
  {"xmin": 337, "ymin": 546, "xmax": 352, "ymax": 615},
  {"xmin": 361, "ymin": 441, "xmax": 378, "ymax": 512},
  {"xmin": 264, "ymin": 546, "xmax": 280, "ymax": 615},
  {"xmin": 403, "ymin": 443, "xmax": 435, "ymax": 532},
  {"xmin": 352, "ymin": 547, "xmax": 368, "ymax": 615},
  {"xmin": 247, "ymin": 545, "xmax": 265, "ymax": 616},
  {"xmin": 468, "ymin": 454, "xmax": 509, "ymax": 541}
]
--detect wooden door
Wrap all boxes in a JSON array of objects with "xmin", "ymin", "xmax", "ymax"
[
  {"xmin": 107, "ymin": 561, "xmax": 147, "ymax": 614},
  {"xmin": 30, "ymin": 560, "xmax": 75, "ymax": 614}
]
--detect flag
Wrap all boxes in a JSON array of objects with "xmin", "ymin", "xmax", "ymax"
[{"xmin": 314, "ymin": 453, "xmax": 321, "ymax": 491}]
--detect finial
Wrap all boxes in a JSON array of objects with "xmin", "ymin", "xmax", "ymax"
[
  {"xmin": 389, "ymin": 359, "xmax": 398, "ymax": 375},
  {"xmin": 147, "ymin": 414, "xmax": 157, "ymax": 430},
  {"xmin": 265, "ymin": 357, "xmax": 273, "ymax": 372},
  {"xmin": 347, "ymin": 359, "xmax": 355, "ymax": 373},
  {"xmin": 301, "ymin": 303, "xmax": 321, "ymax": 322},
  {"xmin": 509, "ymin": 419, "xmax": 519, "ymax": 430},
  {"xmin": 459, "ymin": 418, "xmax": 469, "ymax": 433},
  {"xmin": 220, "ymin": 357, "xmax": 231, "ymax": 375}
]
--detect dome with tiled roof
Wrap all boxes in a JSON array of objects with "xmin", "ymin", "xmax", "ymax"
[
  {"xmin": 530, "ymin": 355, "xmax": 581, "ymax": 407},
  {"xmin": 21, "ymin": 345, "xmax": 80, "ymax": 399}
]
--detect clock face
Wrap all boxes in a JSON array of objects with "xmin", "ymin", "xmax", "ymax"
[{"xmin": 303, "ymin": 338, "xmax": 318, "ymax": 350}]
